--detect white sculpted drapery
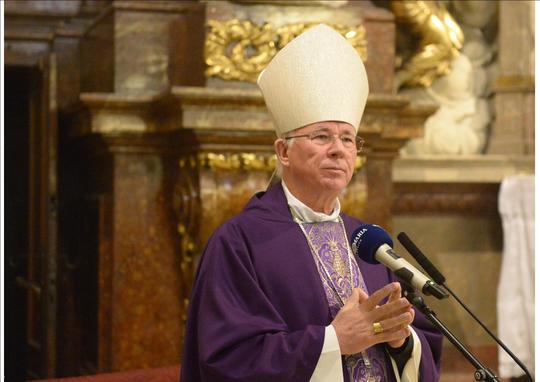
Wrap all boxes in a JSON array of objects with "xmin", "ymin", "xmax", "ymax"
[{"xmin": 496, "ymin": 175, "xmax": 535, "ymax": 378}]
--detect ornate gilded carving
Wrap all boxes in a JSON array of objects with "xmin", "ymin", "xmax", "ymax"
[
  {"xmin": 205, "ymin": 20, "xmax": 276, "ymax": 82},
  {"xmin": 194, "ymin": 152, "xmax": 365, "ymax": 172},
  {"xmin": 205, "ymin": 19, "xmax": 368, "ymax": 83},
  {"xmin": 173, "ymin": 155, "xmax": 200, "ymax": 327},
  {"xmin": 177, "ymin": 222, "xmax": 196, "ymax": 324},
  {"xmin": 390, "ymin": 1, "xmax": 464, "ymax": 88},
  {"xmin": 198, "ymin": 152, "xmax": 278, "ymax": 172},
  {"xmin": 203, "ymin": 153, "xmax": 242, "ymax": 171},
  {"xmin": 240, "ymin": 153, "xmax": 276, "ymax": 171}
]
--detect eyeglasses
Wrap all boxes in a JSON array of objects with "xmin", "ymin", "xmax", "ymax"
[{"xmin": 284, "ymin": 131, "xmax": 365, "ymax": 152}]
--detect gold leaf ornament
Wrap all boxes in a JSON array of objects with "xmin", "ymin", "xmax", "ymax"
[
  {"xmin": 198, "ymin": 152, "xmax": 277, "ymax": 172},
  {"xmin": 205, "ymin": 20, "xmax": 278, "ymax": 82},
  {"xmin": 205, "ymin": 20, "xmax": 368, "ymax": 83},
  {"xmin": 390, "ymin": 0, "xmax": 464, "ymax": 88}
]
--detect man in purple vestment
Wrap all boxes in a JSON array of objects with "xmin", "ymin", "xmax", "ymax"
[{"xmin": 181, "ymin": 24, "xmax": 443, "ymax": 382}]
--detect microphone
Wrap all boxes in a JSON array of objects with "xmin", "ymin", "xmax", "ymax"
[
  {"xmin": 397, "ymin": 232, "xmax": 534, "ymax": 382},
  {"xmin": 350, "ymin": 224, "xmax": 448, "ymax": 300},
  {"xmin": 397, "ymin": 232, "xmax": 446, "ymax": 285}
]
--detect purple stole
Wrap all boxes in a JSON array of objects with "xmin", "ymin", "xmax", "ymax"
[{"xmin": 301, "ymin": 221, "xmax": 389, "ymax": 382}]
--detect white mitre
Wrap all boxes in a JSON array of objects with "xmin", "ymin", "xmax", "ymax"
[{"xmin": 257, "ymin": 23, "xmax": 369, "ymax": 136}]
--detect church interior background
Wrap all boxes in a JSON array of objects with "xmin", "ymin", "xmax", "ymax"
[{"xmin": 3, "ymin": 0, "xmax": 535, "ymax": 381}]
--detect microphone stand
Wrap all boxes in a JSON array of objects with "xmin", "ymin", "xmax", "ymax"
[
  {"xmin": 397, "ymin": 232, "xmax": 534, "ymax": 382},
  {"xmin": 441, "ymin": 285, "xmax": 534, "ymax": 381},
  {"xmin": 403, "ymin": 289, "xmax": 500, "ymax": 382}
]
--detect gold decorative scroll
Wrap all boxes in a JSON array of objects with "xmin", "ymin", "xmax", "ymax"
[
  {"xmin": 177, "ymin": 222, "xmax": 196, "ymax": 324},
  {"xmin": 192, "ymin": 152, "xmax": 366, "ymax": 172},
  {"xmin": 197, "ymin": 152, "xmax": 278, "ymax": 172},
  {"xmin": 174, "ymin": 157, "xmax": 200, "ymax": 328},
  {"xmin": 205, "ymin": 19, "xmax": 368, "ymax": 83},
  {"xmin": 390, "ymin": 0, "xmax": 464, "ymax": 88}
]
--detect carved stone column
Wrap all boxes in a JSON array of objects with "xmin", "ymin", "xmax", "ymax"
[
  {"xmin": 488, "ymin": 0, "xmax": 534, "ymax": 155},
  {"xmin": 75, "ymin": 95, "xmax": 181, "ymax": 371}
]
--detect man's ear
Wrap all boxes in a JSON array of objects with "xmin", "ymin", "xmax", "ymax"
[{"xmin": 274, "ymin": 139, "xmax": 290, "ymax": 168}]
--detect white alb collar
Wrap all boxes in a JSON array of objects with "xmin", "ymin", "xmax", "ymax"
[{"xmin": 282, "ymin": 180, "xmax": 341, "ymax": 223}]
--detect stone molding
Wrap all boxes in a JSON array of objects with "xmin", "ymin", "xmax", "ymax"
[
  {"xmin": 392, "ymin": 155, "xmax": 534, "ymax": 215},
  {"xmin": 393, "ymin": 182, "xmax": 500, "ymax": 215},
  {"xmin": 393, "ymin": 155, "xmax": 535, "ymax": 183}
]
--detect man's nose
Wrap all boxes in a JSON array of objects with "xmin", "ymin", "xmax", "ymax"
[{"xmin": 328, "ymin": 136, "xmax": 346, "ymax": 156}]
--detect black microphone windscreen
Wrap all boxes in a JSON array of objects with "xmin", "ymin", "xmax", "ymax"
[
  {"xmin": 397, "ymin": 232, "xmax": 446, "ymax": 284},
  {"xmin": 350, "ymin": 224, "xmax": 393, "ymax": 264}
]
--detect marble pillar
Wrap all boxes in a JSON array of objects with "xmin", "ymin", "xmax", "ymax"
[{"xmin": 488, "ymin": 1, "xmax": 535, "ymax": 155}]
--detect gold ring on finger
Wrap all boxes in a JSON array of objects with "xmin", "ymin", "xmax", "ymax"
[{"xmin": 373, "ymin": 322, "xmax": 384, "ymax": 334}]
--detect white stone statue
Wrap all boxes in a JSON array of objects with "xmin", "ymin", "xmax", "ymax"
[
  {"xmin": 400, "ymin": 0, "xmax": 497, "ymax": 156},
  {"xmin": 401, "ymin": 53, "xmax": 490, "ymax": 155}
]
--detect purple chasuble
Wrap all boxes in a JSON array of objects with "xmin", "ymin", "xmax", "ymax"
[
  {"xmin": 180, "ymin": 183, "xmax": 443, "ymax": 382},
  {"xmin": 301, "ymin": 221, "xmax": 388, "ymax": 381}
]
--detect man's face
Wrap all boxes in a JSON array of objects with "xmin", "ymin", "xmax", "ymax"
[{"xmin": 279, "ymin": 121, "xmax": 358, "ymax": 194}]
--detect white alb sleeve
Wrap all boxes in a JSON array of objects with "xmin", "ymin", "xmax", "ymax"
[{"xmin": 310, "ymin": 325, "xmax": 344, "ymax": 382}]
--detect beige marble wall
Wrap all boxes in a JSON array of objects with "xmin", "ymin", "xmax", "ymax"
[
  {"xmin": 115, "ymin": 9, "xmax": 175, "ymax": 93},
  {"xmin": 113, "ymin": 1, "xmax": 205, "ymax": 94}
]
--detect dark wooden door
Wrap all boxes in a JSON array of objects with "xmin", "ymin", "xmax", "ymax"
[{"xmin": 5, "ymin": 55, "xmax": 58, "ymax": 381}]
